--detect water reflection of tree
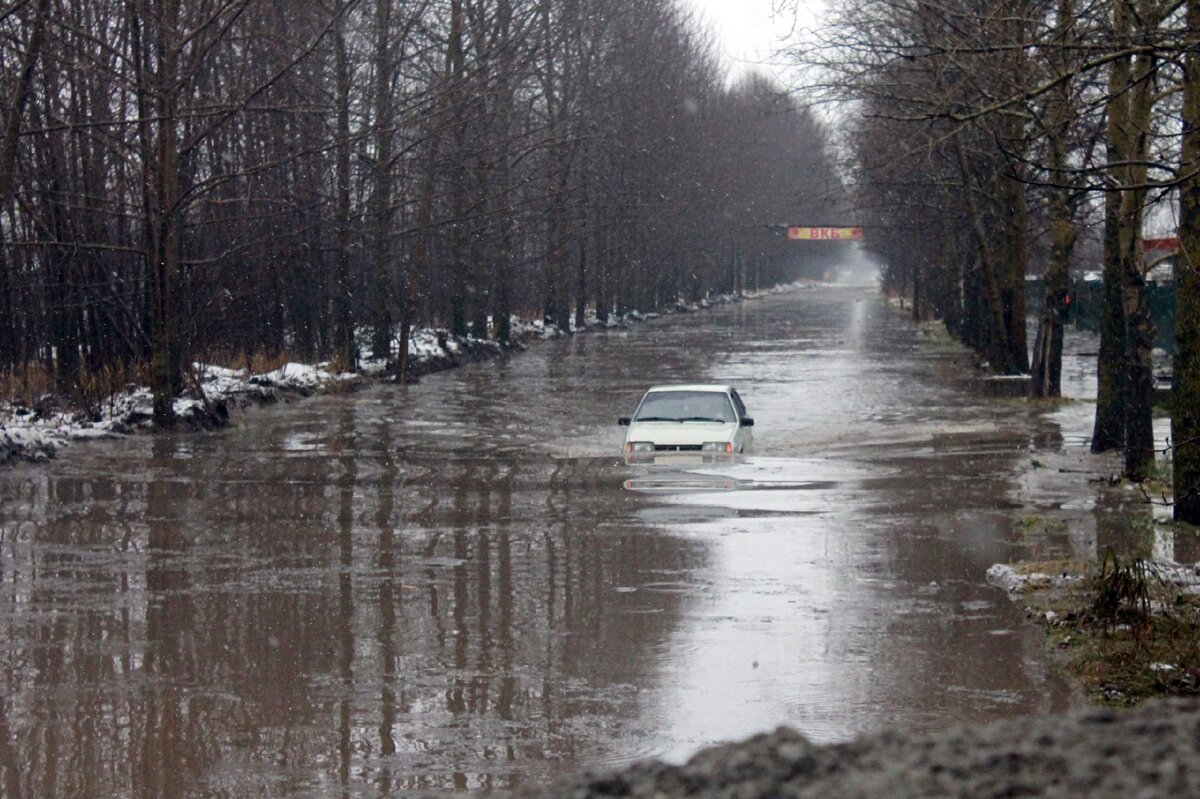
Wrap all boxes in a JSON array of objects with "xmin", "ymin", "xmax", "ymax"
[
  {"xmin": 142, "ymin": 435, "xmax": 193, "ymax": 798},
  {"xmin": 356, "ymin": 452, "xmax": 702, "ymax": 793},
  {"xmin": 1093, "ymin": 487, "xmax": 1156, "ymax": 562},
  {"xmin": 337, "ymin": 403, "xmax": 356, "ymax": 791},
  {"xmin": 375, "ymin": 407, "xmax": 400, "ymax": 793},
  {"xmin": 0, "ymin": 699, "xmax": 19, "ymax": 796},
  {"xmin": 0, "ymin": 410, "xmax": 703, "ymax": 795}
]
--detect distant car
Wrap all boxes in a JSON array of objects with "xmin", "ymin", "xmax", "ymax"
[{"xmin": 618, "ymin": 384, "xmax": 753, "ymax": 456}]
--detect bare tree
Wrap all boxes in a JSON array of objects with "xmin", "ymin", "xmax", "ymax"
[
  {"xmin": 0, "ymin": 0, "xmax": 49, "ymax": 370},
  {"xmin": 1031, "ymin": 0, "xmax": 1086, "ymax": 398},
  {"xmin": 332, "ymin": 0, "xmax": 358, "ymax": 370},
  {"xmin": 0, "ymin": 0, "xmax": 846, "ymax": 418},
  {"xmin": 1175, "ymin": 0, "xmax": 1200, "ymax": 521}
]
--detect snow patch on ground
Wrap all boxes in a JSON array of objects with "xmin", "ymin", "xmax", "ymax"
[
  {"xmin": 988, "ymin": 560, "xmax": 1200, "ymax": 596},
  {"xmin": 0, "ymin": 286, "xmax": 796, "ymax": 465},
  {"xmin": 253, "ymin": 362, "xmax": 347, "ymax": 389},
  {"xmin": 0, "ymin": 361, "xmax": 350, "ymax": 464}
]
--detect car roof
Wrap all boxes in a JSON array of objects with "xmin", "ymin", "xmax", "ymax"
[{"xmin": 645, "ymin": 384, "xmax": 734, "ymax": 394}]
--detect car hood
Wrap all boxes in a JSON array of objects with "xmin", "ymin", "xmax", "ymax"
[{"xmin": 625, "ymin": 420, "xmax": 737, "ymax": 446}]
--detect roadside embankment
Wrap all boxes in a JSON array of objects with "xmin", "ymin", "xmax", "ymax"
[
  {"xmin": 989, "ymin": 552, "xmax": 1200, "ymax": 705},
  {"xmin": 0, "ymin": 287, "xmax": 788, "ymax": 465},
  {"xmin": 0, "ymin": 361, "xmax": 350, "ymax": 465}
]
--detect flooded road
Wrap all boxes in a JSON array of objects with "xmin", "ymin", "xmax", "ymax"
[{"xmin": 0, "ymin": 284, "xmax": 1157, "ymax": 796}]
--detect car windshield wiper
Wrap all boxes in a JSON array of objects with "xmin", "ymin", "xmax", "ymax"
[
  {"xmin": 635, "ymin": 416, "xmax": 680, "ymax": 422},
  {"xmin": 680, "ymin": 416, "xmax": 728, "ymax": 423}
]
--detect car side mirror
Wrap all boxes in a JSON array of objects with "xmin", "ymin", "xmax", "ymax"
[
  {"xmin": 741, "ymin": 418, "xmax": 754, "ymax": 427},
  {"xmin": 618, "ymin": 417, "xmax": 631, "ymax": 426}
]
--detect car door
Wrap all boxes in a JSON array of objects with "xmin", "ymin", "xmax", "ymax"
[{"xmin": 730, "ymin": 389, "xmax": 752, "ymax": 453}]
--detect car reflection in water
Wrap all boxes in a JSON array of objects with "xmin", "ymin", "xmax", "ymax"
[{"xmin": 623, "ymin": 453, "xmax": 741, "ymax": 493}]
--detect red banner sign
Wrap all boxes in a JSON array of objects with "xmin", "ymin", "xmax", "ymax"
[
  {"xmin": 787, "ymin": 227, "xmax": 864, "ymax": 241},
  {"xmin": 1143, "ymin": 237, "xmax": 1179, "ymax": 252}
]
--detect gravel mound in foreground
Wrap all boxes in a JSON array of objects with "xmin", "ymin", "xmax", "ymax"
[{"xmin": 515, "ymin": 700, "xmax": 1200, "ymax": 799}]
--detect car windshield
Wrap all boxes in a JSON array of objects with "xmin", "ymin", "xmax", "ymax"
[{"xmin": 634, "ymin": 391, "xmax": 736, "ymax": 423}]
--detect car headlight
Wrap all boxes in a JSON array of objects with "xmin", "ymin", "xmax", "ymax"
[
  {"xmin": 626, "ymin": 442, "xmax": 654, "ymax": 453},
  {"xmin": 702, "ymin": 441, "xmax": 733, "ymax": 453}
]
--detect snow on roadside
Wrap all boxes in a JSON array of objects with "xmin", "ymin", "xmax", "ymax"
[
  {"xmin": 253, "ymin": 362, "xmax": 350, "ymax": 389},
  {"xmin": 0, "ymin": 362, "xmax": 344, "ymax": 464},
  {"xmin": 0, "ymin": 286, "xmax": 802, "ymax": 465},
  {"xmin": 988, "ymin": 560, "xmax": 1200, "ymax": 596},
  {"xmin": 0, "ymin": 358, "xmax": 372, "ymax": 464},
  {"xmin": 985, "ymin": 563, "xmax": 1077, "ymax": 594}
]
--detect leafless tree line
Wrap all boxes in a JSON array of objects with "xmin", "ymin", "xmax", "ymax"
[
  {"xmin": 0, "ymin": 0, "xmax": 845, "ymax": 421},
  {"xmin": 798, "ymin": 0, "xmax": 1200, "ymax": 523}
]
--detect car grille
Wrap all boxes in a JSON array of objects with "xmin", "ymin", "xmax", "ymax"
[{"xmin": 654, "ymin": 444, "xmax": 703, "ymax": 451}]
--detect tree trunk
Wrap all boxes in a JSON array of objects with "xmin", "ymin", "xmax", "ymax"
[
  {"xmin": 933, "ymin": 217, "xmax": 962, "ymax": 336},
  {"xmin": 999, "ymin": 1, "xmax": 1031, "ymax": 373},
  {"xmin": 551, "ymin": 191, "xmax": 571, "ymax": 331},
  {"xmin": 397, "ymin": 0, "xmax": 458, "ymax": 380},
  {"xmin": 911, "ymin": 261, "xmax": 922, "ymax": 322},
  {"xmin": 595, "ymin": 205, "xmax": 610, "ymax": 325},
  {"xmin": 575, "ymin": 166, "xmax": 589, "ymax": 330},
  {"xmin": 448, "ymin": 0, "xmax": 468, "ymax": 339},
  {"xmin": 575, "ymin": 246, "xmax": 587, "ymax": 329},
  {"xmin": 1031, "ymin": 206, "xmax": 1075, "ymax": 398},
  {"xmin": 136, "ymin": 0, "xmax": 184, "ymax": 426},
  {"xmin": 1092, "ymin": 1, "xmax": 1133, "ymax": 453},
  {"xmin": 953, "ymin": 131, "xmax": 1014, "ymax": 373},
  {"xmin": 369, "ymin": 0, "xmax": 395, "ymax": 361},
  {"xmin": 493, "ymin": 210, "xmax": 513, "ymax": 345},
  {"xmin": 470, "ymin": 146, "xmax": 490, "ymax": 339},
  {"xmin": 999, "ymin": 165, "xmax": 1030, "ymax": 371},
  {"xmin": 1031, "ymin": 0, "xmax": 1077, "ymax": 399},
  {"xmin": 1092, "ymin": 189, "xmax": 1127, "ymax": 449},
  {"xmin": 1122, "ymin": 252, "xmax": 1157, "ymax": 480},
  {"xmin": 1176, "ymin": 0, "xmax": 1200, "ymax": 521},
  {"xmin": 43, "ymin": 160, "xmax": 80, "ymax": 388},
  {"xmin": 333, "ymin": 2, "xmax": 356, "ymax": 370},
  {"xmin": 0, "ymin": 0, "xmax": 50, "ymax": 370},
  {"xmin": 491, "ymin": 0, "xmax": 514, "ymax": 346},
  {"xmin": 1120, "ymin": 38, "xmax": 1159, "ymax": 480}
]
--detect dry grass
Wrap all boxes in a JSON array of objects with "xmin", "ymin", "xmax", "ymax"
[
  {"xmin": 1023, "ymin": 552, "xmax": 1200, "ymax": 705},
  {"xmin": 325, "ymin": 350, "xmax": 356, "ymax": 376},
  {"xmin": 219, "ymin": 350, "xmax": 295, "ymax": 374},
  {"xmin": 74, "ymin": 362, "xmax": 146, "ymax": 417},
  {"xmin": 0, "ymin": 363, "xmax": 55, "ymax": 406},
  {"xmin": 3, "ymin": 350, "xmax": 323, "ymax": 416},
  {"xmin": 1, "ymin": 360, "xmax": 146, "ymax": 418}
]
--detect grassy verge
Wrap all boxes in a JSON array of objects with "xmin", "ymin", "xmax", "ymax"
[{"xmin": 1013, "ymin": 546, "xmax": 1200, "ymax": 705}]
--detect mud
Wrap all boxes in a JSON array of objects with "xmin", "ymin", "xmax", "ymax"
[{"xmin": 509, "ymin": 699, "xmax": 1200, "ymax": 799}]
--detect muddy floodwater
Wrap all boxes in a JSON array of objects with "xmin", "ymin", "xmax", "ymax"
[{"xmin": 0, "ymin": 284, "xmax": 1165, "ymax": 797}]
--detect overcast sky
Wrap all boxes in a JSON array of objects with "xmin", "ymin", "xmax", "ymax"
[{"xmin": 681, "ymin": 0, "xmax": 826, "ymax": 83}]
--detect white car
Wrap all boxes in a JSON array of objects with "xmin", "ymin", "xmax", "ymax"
[{"xmin": 618, "ymin": 384, "xmax": 753, "ymax": 456}]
